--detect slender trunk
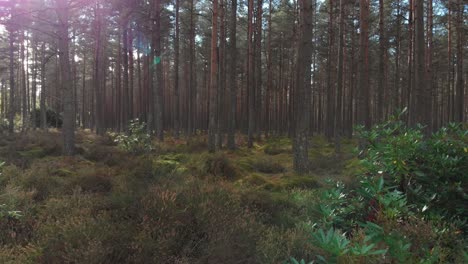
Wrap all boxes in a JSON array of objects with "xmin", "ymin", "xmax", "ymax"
[
  {"xmin": 31, "ymin": 41, "xmax": 38, "ymax": 130},
  {"xmin": 40, "ymin": 43, "xmax": 47, "ymax": 130},
  {"xmin": 122, "ymin": 18, "xmax": 130, "ymax": 131},
  {"xmin": 293, "ymin": 0, "xmax": 313, "ymax": 173},
  {"xmin": 8, "ymin": 29, "xmax": 15, "ymax": 134},
  {"xmin": 208, "ymin": 0, "xmax": 219, "ymax": 152},
  {"xmin": 335, "ymin": 0, "xmax": 345, "ymax": 154},
  {"xmin": 326, "ymin": 0, "xmax": 335, "ymax": 139},
  {"xmin": 394, "ymin": 0, "xmax": 401, "ymax": 110},
  {"xmin": 227, "ymin": 0, "xmax": 237, "ymax": 150},
  {"xmin": 455, "ymin": 0, "xmax": 464, "ymax": 122},
  {"xmin": 56, "ymin": 0, "xmax": 75, "ymax": 155},
  {"xmin": 377, "ymin": 0, "xmax": 386, "ymax": 122},
  {"xmin": 247, "ymin": 0, "xmax": 254, "ymax": 148},
  {"xmin": 357, "ymin": 0, "xmax": 370, "ymax": 130},
  {"xmin": 82, "ymin": 51, "xmax": 86, "ymax": 129},
  {"xmin": 414, "ymin": 0, "xmax": 427, "ymax": 128},
  {"xmin": 128, "ymin": 24, "xmax": 134, "ymax": 121},
  {"xmin": 254, "ymin": 0, "xmax": 262, "ymax": 138},
  {"xmin": 174, "ymin": 0, "xmax": 180, "ymax": 138},
  {"xmin": 154, "ymin": 0, "xmax": 164, "ymax": 141}
]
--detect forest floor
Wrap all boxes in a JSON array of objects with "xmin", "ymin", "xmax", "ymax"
[{"xmin": 0, "ymin": 130, "xmax": 465, "ymax": 263}]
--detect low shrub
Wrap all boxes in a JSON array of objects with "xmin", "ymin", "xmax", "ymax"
[
  {"xmin": 202, "ymin": 153, "xmax": 240, "ymax": 179},
  {"xmin": 74, "ymin": 173, "xmax": 112, "ymax": 194},
  {"xmin": 114, "ymin": 119, "xmax": 152, "ymax": 154},
  {"xmin": 252, "ymin": 157, "xmax": 286, "ymax": 174},
  {"xmin": 133, "ymin": 181, "xmax": 264, "ymax": 263},
  {"xmin": 264, "ymin": 137, "xmax": 292, "ymax": 155}
]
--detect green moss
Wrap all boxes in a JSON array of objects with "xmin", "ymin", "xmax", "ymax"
[
  {"xmin": 252, "ymin": 157, "xmax": 286, "ymax": 174},
  {"xmin": 264, "ymin": 175, "xmax": 321, "ymax": 191},
  {"xmin": 264, "ymin": 137, "xmax": 292, "ymax": 155},
  {"xmin": 17, "ymin": 146, "xmax": 47, "ymax": 160}
]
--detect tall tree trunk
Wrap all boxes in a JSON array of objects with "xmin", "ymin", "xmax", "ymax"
[
  {"xmin": 187, "ymin": 0, "xmax": 196, "ymax": 137},
  {"xmin": 122, "ymin": 18, "xmax": 130, "ymax": 130},
  {"xmin": 31, "ymin": 41, "xmax": 38, "ymax": 130},
  {"xmin": 8, "ymin": 29, "xmax": 15, "ymax": 134},
  {"xmin": 254, "ymin": 0, "xmax": 262, "ymax": 138},
  {"xmin": 128, "ymin": 24, "xmax": 134, "ymax": 121},
  {"xmin": 216, "ymin": 0, "xmax": 227, "ymax": 148},
  {"xmin": 154, "ymin": 0, "xmax": 164, "ymax": 141},
  {"xmin": 377, "ymin": 0, "xmax": 386, "ymax": 122},
  {"xmin": 247, "ymin": 0, "xmax": 254, "ymax": 148},
  {"xmin": 357, "ymin": 0, "xmax": 370, "ymax": 131},
  {"xmin": 174, "ymin": 0, "xmax": 180, "ymax": 138},
  {"xmin": 407, "ymin": 0, "xmax": 414, "ymax": 124},
  {"xmin": 293, "ymin": 0, "xmax": 312, "ymax": 173},
  {"xmin": 414, "ymin": 0, "xmax": 427, "ymax": 128},
  {"xmin": 455, "ymin": 0, "xmax": 464, "ymax": 122},
  {"xmin": 426, "ymin": 0, "xmax": 433, "ymax": 130},
  {"xmin": 94, "ymin": 4, "xmax": 105, "ymax": 135},
  {"xmin": 335, "ymin": 0, "xmax": 345, "ymax": 154},
  {"xmin": 40, "ymin": 43, "xmax": 47, "ymax": 130},
  {"xmin": 56, "ymin": 0, "xmax": 75, "ymax": 155},
  {"xmin": 21, "ymin": 32, "xmax": 27, "ymax": 131},
  {"xmin": 394, "ymin": 0, "xmax": 401, "ymax": 110},
  {"xmin": 82, "ymin": 51, "xmax": 86, "ymax": 129},
  {"xmin": 326, "ymin": 0, "xmax": 335, "ymax": 139},
  {"xmin": 227, "ymin": 0, "xmax": 237, "ymax": 150},
  {"xmin": 208, "ymin": 0, "xmax": 219, "ymax": 152}
]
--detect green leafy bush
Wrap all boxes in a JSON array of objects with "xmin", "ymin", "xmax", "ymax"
[
  {"xmin": 114, "ymin": 119, "xmax": 152, "ymax": 154},
  {"xmin": 291, "ymin": 117, "xmax": 467, "ymax": 263},
  {"xmin": 357, "ymin": 119, "xmax": 467, "ymax": 223}
]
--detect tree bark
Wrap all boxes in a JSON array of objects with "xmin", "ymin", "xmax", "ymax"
[
  {"xmin": 247, "ymin": 0, "xmax": 254, "ymax": 148},
  {"xmin": 56, "ymin": 0, "xmax": 75, "ymax": 155},
  {"xmin": 227, "ymin": 0, "xmax": 237, "ymax": 150},
  {"xmin": 455, "ymin": 0, "xmax": 464, "ymax": 122},
  {"xmin": 208, "ymin": 0, "xmax": 219, "ymax": 152},
  {"xmin": 335, "ymin": 0, "xmax": 345, "ymax": 154},
  {"xmin": 357, "ymin": 0, "xmax": 370, "ymax": 130},
  {"xmin": 8, "ymin": 29, "xmax": 15, "ymax": 134},
  {"xmin": 174, "ymin": 0, "xmax": 180, "ymax": 138},
  {"xmin": 293, "ymin": 0, "xmax": 312, "ymax": 173}
]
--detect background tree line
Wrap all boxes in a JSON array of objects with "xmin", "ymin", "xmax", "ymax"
[{"xmin": 0, "ymin": 0, "xmax": 466, "ymax": 170}]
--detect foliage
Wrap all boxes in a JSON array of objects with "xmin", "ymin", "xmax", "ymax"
[
  {"xmin": 291, "ymin": 117, "xmax": 467, "ymax": 263},
  {"xmin": 114, "ymin": 119, "xmax": 152, "ymax": 154},
  {"xmin": 202, "ymin": 153, "xmax": 240, "ymax": 179},
  {"xmin": 357, "ymin": 118, "xmax": 467, "ymax": 224}
]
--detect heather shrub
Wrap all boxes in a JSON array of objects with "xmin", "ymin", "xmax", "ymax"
[{"xmin": 202, "ymin": 153, "xmax": 240, "ymax": 179}]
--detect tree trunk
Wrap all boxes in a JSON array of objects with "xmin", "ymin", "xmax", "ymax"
[
  {"xmin": 335, "ymin": 0, "xmax": 345, "ymax": 154},
  {"xmin": 326, "ymin": 0, "xmax": 335, "ymax": 140},
  {"xmin": 293, "ymin": 0, "xmax": 313, "ymax": 173},
  {"xmin": 455, "ymin": 0, "xmax": 464, "ymax": 122},
  {"xmin": 414, "ymin": 0, "xmax": 428, "ymax": 128},
  {"xmin": 357, "ymin": 0, "xmax": 370, "ymax": 130},
  {"xmin": 247, "ymin": 0, "xmax": 254, "ymax": 148},
  {"xmin": 40, "ymin": 43, "xmax": 47, "ymax": 130},
  {"xmin": 174, "ymin": 0, "xmax": 180, "ymax": 138},
  {"xmin": 8, "ymin": 29, "xmax": 15, "ymax": 134},
  {"xmin": 154, "ymin": 0, "xmax": 164, "ymax": 141},
  {"xmin": 56, "ymin": 0, "xmax": 75, "ymax": 155},
  {"xmin": 208, "ymin": 0, "xmax": 219, "ymax": 152},
  {"xmin": 227, "ymin": 0, "xmax": 237, "ymax": 150},
  {"xmin": 377, "ymin": 0, "xmax": 386, "ymax": 122}
]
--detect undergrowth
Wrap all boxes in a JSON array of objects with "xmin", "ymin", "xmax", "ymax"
[{"xmin": 0, "ymin": 120, "xmax": 465, "ymax": 263}]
